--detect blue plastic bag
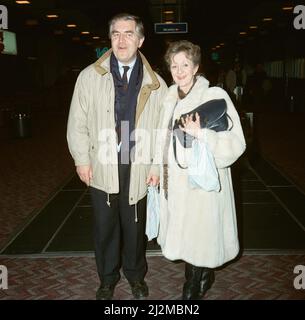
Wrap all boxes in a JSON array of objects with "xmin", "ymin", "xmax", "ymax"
[
  {"xmin": 188, "ymin": 139, "xmax": 220, "ymax": 192},
  {"xmin": 146, "ymin": 185, "xmax": 160, "ymax": 241}
]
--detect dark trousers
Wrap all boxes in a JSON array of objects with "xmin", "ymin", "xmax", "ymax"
[{"xmin": 90, "ymin": 164, "xmax": 147, "ymax": 286}]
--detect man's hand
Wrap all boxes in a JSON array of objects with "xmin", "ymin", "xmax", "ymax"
[
  {"xmin": 146, "ymin": 174, "xmax": 160, "ymax": 187},
  {"xmin": 76, "ymin": 165, "xmax": 93, "ymax": 186}
]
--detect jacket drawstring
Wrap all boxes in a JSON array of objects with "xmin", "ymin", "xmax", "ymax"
[
  {"xmin": 134, "ymin": 202, "xmax": 138, "ymax": 222},
  {"xmin": 106, "ymin": 193, "xmax": 111, "ymax": 207},
  {"xmin": 106, "ymin": 193, "xmax": 138, "ymax": 222}
]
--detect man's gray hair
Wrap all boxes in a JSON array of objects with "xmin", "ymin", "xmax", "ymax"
[{"xmin": 108, "ymin": 13, "xmax": 145, "ymax": 39}]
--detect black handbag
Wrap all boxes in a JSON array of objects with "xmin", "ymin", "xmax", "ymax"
[
  {"xmin": 173, "ymin": 98, "xmax": 232, "ymax": 148},
  {"xmin": 172, "ymin": 98, "xmax": 232, "ymax": 169}
]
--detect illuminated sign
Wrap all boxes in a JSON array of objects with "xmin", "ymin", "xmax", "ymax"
[
  {"xmin": 96, "ymin": 47, "xmax": 109, "ymax": 58},
  {"xmin": 154, "ymin": 22, "xmax": 188, "ymax": 34},
  {"xmin": 1, "ymin": 30, "xmax": 17, "ymax": 55},
  {"xmin": 211, "ymin": 52, "xmax": 219, "ymax": 61}
]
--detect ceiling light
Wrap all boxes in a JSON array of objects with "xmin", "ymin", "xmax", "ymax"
[
  {"xmin": 16, "ymin": 1, "xmax": 30, "ymax": 4},
  {"xmin": 282, "ymin": 6, "xmax": 293, "ymax": 11},
  {"xmin": 239, "ymin": 32, "xmax": 247, "ymax": 35},
  {"xmin": 81, "ymin": 31, "xmax": 90, "ymax": 35},
  {"xmin": 67, "ymin": 24, "xmax": 77, "ymax": 28},
  {"xmin": 46, "ymin": 15, "xmax": 59, "ymax": 19},
  {"xmin": 249, "ymin": 25, "xmax": 258, "ymax": 29},
  {"xmin": 164, "ymin": 11, "xmax": 174, "ymax": 14},
  {"xmin": 263, "ymin": 17, "xmax": 273, "ymax": 21},
  {"xmin": 92, "ymin": 36, "xmax": 100, "ymax": 40},
  {"xmin": 165, "ymin": 21, "xmax": 173, "ymax": 24}
]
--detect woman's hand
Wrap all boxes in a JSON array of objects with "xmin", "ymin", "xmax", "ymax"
[{"xmin": 178, "ymin": 112, "xmax": 201, "ymax": 138}]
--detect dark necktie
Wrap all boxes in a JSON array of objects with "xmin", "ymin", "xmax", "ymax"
[{"xmin": 122, "ymin": 65, "xmax": 130, "ymax": 91}]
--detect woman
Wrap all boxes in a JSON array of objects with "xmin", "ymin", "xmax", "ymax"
[{"xmin": 149, "ymin": 40, "xmax": 246, "ymax": 300}]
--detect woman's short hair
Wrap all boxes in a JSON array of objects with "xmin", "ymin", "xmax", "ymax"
[
  {"xmin": 108, "ymin": 13, "xmax": 145, "ymax": 39},
  {"xmin": 164, "ymin": 40, "xmax": 201, "ymax": 69}
]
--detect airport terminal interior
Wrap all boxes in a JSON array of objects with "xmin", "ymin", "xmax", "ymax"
[{"xmin": 0, "ymin": 0, "xmax": 305, "ymax": 300}]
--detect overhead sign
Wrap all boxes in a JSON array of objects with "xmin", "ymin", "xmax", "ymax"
[{"xmin": 154, "ymin": 22, "xmax": 188, "ymax": 34}]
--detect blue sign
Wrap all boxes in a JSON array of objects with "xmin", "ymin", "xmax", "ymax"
[
  {"xmin": 211, "ymin": 52, "xmax": 219, "ymax": 61},
  {"xmin": 96, "ymin": 47, "xmax": 109, "ymax": 58},
  {"xmin": 154, "ymin": 22, "xmax": 188, "ymax": 34}
]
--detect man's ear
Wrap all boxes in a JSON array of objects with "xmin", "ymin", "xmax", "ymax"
[{"xmin": 138, "ymin": 37, "xmax": 145, "ymax": 48}]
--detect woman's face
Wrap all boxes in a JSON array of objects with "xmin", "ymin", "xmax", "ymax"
[{"xmin": 170, "ymin": 51, "xmax": 199, "ymax": 94}]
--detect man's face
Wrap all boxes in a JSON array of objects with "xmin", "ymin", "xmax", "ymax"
[{"xmin": 111, "ymin": 19, "xmax": 144, "ymax": 64}]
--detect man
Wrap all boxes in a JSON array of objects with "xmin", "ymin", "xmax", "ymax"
[
  {"xmin": 225, "ymin": 62, "xmax": 247, "ymax": 105},
  {"xmin": 67, "ymin": 13, "xmax": 167, "ymax": 300}
]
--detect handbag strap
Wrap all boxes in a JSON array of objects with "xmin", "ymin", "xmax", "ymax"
[
  {"xmin": 227, "ymin": 114, "xmax": 233, "ymax": 130},
  {"xmin": 172, "ymin": 98, "xmax": 233, "ymax": 169},
  {"xmin": 173, "ymin": 130, "xmax": 188, "ymax": 169},
  {"xmin": 172, "ymin": 113, "xmax": 232, "ymax": 170}
]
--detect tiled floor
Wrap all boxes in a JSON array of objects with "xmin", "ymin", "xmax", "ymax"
[
  {"xmin": 0, "ymin": 100, "xmax": 305, "ymax": 300},
  {"xmin": 1, "ymin": 254, "xmax": 304, "ymax": 300},
  {"xmin": 1, "ymin": 156, "xmax": 305, "ymax": 255},
  {"xmin": 0, "ymin": 111, "xmax": 74, "ymax": 249}
]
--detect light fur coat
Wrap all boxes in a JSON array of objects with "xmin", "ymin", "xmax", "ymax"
[{"xmin": 156, "ymin": 76, "xmax": 246, "ymax": 268}]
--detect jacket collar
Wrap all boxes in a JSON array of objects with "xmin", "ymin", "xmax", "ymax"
[
  {"xmin": 94, "ymin": 48, "xmax": 160, "ymax": 91},
  {"xmin": 162, "ymin": 76, "xmax": 210, "ymax": 118},
  {"xmin": 165, "ymin": 76, "xmax": 209, "ymax": 105}
]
